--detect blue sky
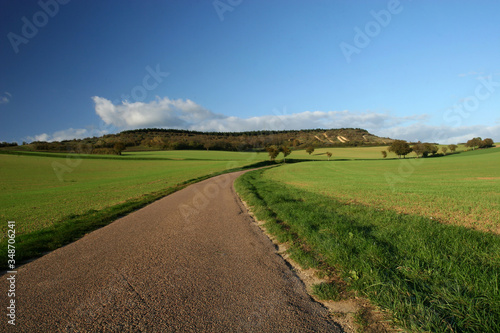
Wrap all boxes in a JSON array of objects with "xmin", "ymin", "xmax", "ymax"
[{"xmin": 1, "ymin": 0, "xmax": 499, "ymax": 144}]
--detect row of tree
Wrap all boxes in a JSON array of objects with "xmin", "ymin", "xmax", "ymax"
[
  {"xmin": 266, "ymin": 145, "xmax": 291, "ymax": 162},
  {"xmin": 385, "ymin": 137, "xmax": 495, "ymax": 158},
  {"xmin": 0, "ymin": 142, "xmax": 18, "ymax": 148},
  {"xmin": 465, "ymin": 137, "xmax": 494, "ymax": 150}
]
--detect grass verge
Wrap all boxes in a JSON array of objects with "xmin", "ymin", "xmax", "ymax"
[
  {"xmin": 0, "ymin": 160, "xmax": 273, "ymax": 271},
  {"xmin": 235, "ymin": 168, "xmax": 500, "ymax": 332},
  {"xmin": 311, "ymin": 282, "xmax": 342, "ymax": 301}
]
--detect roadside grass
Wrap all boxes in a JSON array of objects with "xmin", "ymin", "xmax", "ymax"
[
  {"xmin": 311, "ymin": 282, "xmax": 342, "ymax": 301},
  {"xmin": 235, "ymin": 169, "xmax": 500, "ymax": 332},
  {"xmin": 266, "ymin": 148, "xmax": 500, "ymax": 233}
]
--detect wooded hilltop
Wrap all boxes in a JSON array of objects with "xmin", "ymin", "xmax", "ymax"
[{"xmin": 7, "ymin": 128, "xmax": 394, "ymax": 154}]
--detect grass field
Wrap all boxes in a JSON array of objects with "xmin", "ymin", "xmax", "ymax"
[
  {"xmin": 292, "ymin": 146, "xmax": 390, "ymax": 160},
  {"xmin": 0, "ymin": 151, "xmax": 266, "ymax": 237},
  {"xmin": 235, "ymin": 147, "xmax": 500, "ymax": 332},
  {"xmin": 288, "ymin": 144, "xmax": 469, "ymax": 161},
  {"xmin": 0, "ymin": 149, "xmax": 267, "ymax": 161},
  {"xmin": 0, "ymin": 150, "xmax": 268, "ymax": 266},
  {"xmin": 270, "ymin": 147, "xmax": 500, "ymax": 233}
]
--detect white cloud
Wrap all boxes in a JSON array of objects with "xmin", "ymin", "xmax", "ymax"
[
  {"xmin": 26, "ymin": 127, "xmax": 109, "ymax": 143},
  {"xmin": 91, "ymin": 96, "xmax": 426, "ymax": 132},
  {"xmin": 92, "ymin": 96, "xmax": 225, "ymax": 129},
  {"xmin": 376, "ymin": 123, "xmax": 500, "ymax": 144},
  {"xmin": 0, "ymin": 92, "xmax": 12, "ymax": 104}
]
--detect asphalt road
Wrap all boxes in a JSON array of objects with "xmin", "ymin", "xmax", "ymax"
[{"xmin": 1, "ymin": 170, "xmax": 341, "ymax": 332}]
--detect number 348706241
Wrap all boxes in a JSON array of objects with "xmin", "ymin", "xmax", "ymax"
[{"xmin": 7, "ymin": 221, "xmax": 16, "ymax": 269}]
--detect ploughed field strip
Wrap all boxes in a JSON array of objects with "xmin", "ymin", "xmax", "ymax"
[{"xmin": 0, "ymin": 171, "xmax": 340, "ymax": 332}]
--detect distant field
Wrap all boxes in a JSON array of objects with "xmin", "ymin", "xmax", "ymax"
[
  {"xmin": 0, "ymin": 150, "xmax": 266, "ymax": 239},
  {"xmin": 267, "ymin": 147, "xmax": 500, "ymax": 233},
  {"xmin": 279, "ymin": 144, "xmax": 469, "ymax": 161},
  {"xmin": 124, "ymin": 150, "xmax": 266, "ymax": 160},
  {"xmin": 0, "ymin": 149, "xmax": 267, "ymax": 161}
]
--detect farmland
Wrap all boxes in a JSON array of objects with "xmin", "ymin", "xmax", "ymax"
[
  {"xmin": 290, "ymin": 144, "xmax": 470, "ymax": 160},
  {"xmin": 2, "ymin": 145, "xmax": 408, "ymax": 242},
  {"xmin": 235, "ymin": 147, "xmax": 500, "ymax": 331},
  {"xmin": 0, "ymin": 150, "xmax": 267, "ymax": 264},
  {"xmin": 2, "ymin": 145, "xmax": 499, "ymax": 331},
  {"xmin": 270, "ymin": 147, "xmax": 500, "ymax": 233}
]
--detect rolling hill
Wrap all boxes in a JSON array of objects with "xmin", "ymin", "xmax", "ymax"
[{"xmin": 7, "ymin": 128, "xmax": 394, "ymax": 154}]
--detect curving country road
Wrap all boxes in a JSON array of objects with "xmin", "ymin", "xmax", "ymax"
[{"xmin": 2, "ymin": 170, "xmax": 341, "ymax": 332}]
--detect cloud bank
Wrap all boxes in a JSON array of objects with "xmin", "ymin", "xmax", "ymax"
[
  {"xmin": 92, "ymin": 96, "xmax": 425, "ymax": 131},
  {"xmin": 26, "ymin": 127, "xmax": 109, "ymax": 143},
  {"xmin": 92, "ymin": 96, "xmax": 225, "ymax": 129},
  {"xmin": 26, "ymin": 96, "xmax": 500, "ymax": 144},
  {"xmin": 377, "ymin": 123, "xmax": 500, "ymax": 144}
]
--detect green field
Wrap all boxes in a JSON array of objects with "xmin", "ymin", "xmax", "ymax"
[
  {"xmin": 0, "ymin": 150, "xmax": 266, "ymax": 238},
  {"xmin": 235, "ymin": 147, "xmax": 500, "ymax": 332},
  {"xmin": 291, "ymin": 146, "xmax": 390, "ymax": 160},
  {"xmin": 288, "ymin": 144, "xmax": 469, "ymax": 161},
  {"xmin": 2, "ymin": 145, "xmax": 499, "ymax": 331},
  {"xmin": 272, "ymin": 148, "xmax": 500, "ymax": 233},
  {"xmin": 0, "ymin": 149, "xmax": 267, "ymax": 161}
]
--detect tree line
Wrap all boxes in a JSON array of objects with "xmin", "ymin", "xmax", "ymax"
[
  {"xmin": 384, "ymin": 137, "xmax": 495, "ymax": 159},
  {"xmin": 0, "ymin": 142, "xmax": 18, "ymax": 148}
]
